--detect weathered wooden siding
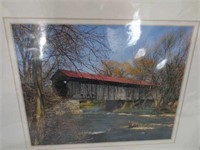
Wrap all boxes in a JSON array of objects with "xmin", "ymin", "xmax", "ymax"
[
  {"xmin": 67, "ymin": 81, "xmax": 138, "ymax": 100},
  {"xmin": 109, "ymin": 85, "xmax": 115, "ymax": 100},
  {"xmin": 53, "ymin": 78, "xmax": 151, "ymax": 101},
  {"xmin": 96, "ymin": 84, "xmax": 104, "ymax": 100},
  {"xmin": 70, "ymin": 82, "xmax": 97, "ymax": 99},
  {"xmin": 103, "ymin": 85, "xmax": 108, "ymax": 100},
  {"xmin": 67, "ymin": 81, "xmax": 80, "ymax": 98},
  {"xmin": 51, "ymin": 70, "xmax": 154, "ymax": 101}
]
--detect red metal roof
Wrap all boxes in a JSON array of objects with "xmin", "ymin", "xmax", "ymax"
[{"xmin": 59, "ymin": 70, "xmax": 154, "ymax": 86}]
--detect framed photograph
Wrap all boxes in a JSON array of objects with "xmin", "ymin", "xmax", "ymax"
[
  {"xmin": 1, "ymin": 1, "xmax": 200, "ymax": 150},
  {"xmin": 4, "ymin": 18, "xmax": 198, "ymax": 149}
]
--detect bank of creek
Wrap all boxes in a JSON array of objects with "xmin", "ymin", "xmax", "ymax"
[{"xmin": 43, "ymin": 101, "xmax": 175, "ymax": 144}]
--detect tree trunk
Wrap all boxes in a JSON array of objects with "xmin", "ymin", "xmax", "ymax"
[
  {"xmin": 31, "ymin": 26, "xmax": 45, "ymax": 144},
  {"xmin": 33, "ymin": 51, "xmax": 45, "ymax": 144},
  {"xmin": 151, "ymin": 88, "xmax": 161, "ymax": 110}
]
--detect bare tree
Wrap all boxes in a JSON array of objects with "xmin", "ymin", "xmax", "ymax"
[
  {"xmin": 133, "ymin": 29, "xmax": 191, "ymax": 110},
  {"xmin": 12, "ymin": 24, "xmax": 110, "ymax": 144}
]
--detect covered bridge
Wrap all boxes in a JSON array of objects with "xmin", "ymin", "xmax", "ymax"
[{"xmin": 51, "ymin": 70, "xmax": 154, "ymax": 101}]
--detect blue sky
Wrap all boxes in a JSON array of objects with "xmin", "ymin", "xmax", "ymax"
[
  {"xmin": 105, "ymin": 25, "xmax": 191, "ymax": 61},
  {"xmin": 13, "ymin": 24, "xmax": 193, "ymax": 76},
  {"xmin": 77, "ymin": 25, "xmax": 193, "ymax": 73}
]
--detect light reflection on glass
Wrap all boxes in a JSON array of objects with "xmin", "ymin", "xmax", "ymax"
[
  {"xmin": 134, "ymin": 48, "xmax": 146, "ymax": 59},
  {"xmin": 156, "ymin": 59, "xmax": 167, "ymax": 70},
  {"xmin": 39, "ymin": 25, "xmax": 46, "ymax": 59},
  {"xmin": 127, "ymin": 10, "xmax": 141, "ymax": 47}
]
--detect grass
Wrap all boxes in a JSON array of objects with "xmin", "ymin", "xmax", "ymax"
[
  {"xmin": 79, "ymin": 100, "xmax": 176, "ymax": 115},
  {"xmin": 113, "ymin": 108, "xmax": 153, "ymax": 114},
  {"xmin": 113, "ymin": 107, "xmax": 175, "ymax": 115},
  {"xmin": 79, "ymin": 100, "xmax": 105, "ymax": 108}
]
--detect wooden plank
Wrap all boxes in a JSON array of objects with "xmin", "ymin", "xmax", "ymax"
[
  {"xmin": 96, "ymin": 84, "xmax": 100, "ymax": 100},
  {"xmin": 126, "ymin": 87, "xmax": 129, "ymax": 100},
  {"xmin": 86, "ymin": 83, "xmax": 89, "ymax": 98},
  {"xmin": 68, "ymin": 81, "xmax": 73, "ymax": 97},
  {"xmin": 73, "ymin": 81, "xmax": 81, "ymax": 99},
  {"xmin": 80, "ymin": 83, "xmax": 86, "ymax": 99},
  {"xmin": 115, "ymin": 86, "xmax": 118, "ymax": 100},
  {"xmin": 109, "ymin": 85, "xmax": 114, "ymax": 100},
  {"xmin": 103, "ymin": 85, "xmax": 108, "ymax": 100},
  {"xmin": 134, "ymin": 88, "xmax": 139, "ymax": 100},
  {"xmin": 129, "ymin": 87, "xmax": 134, "ymax": 100},
  {"xmin": 100, "ymin": 84, "xmax": 104, "ymax": 100},
  {"xmin": 120, "ymin": 87, "xmax": 126, "ymax": 100},
  {"xmin": 91, "ymin": 84, "xmax": 96, "ymax": 99}
]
